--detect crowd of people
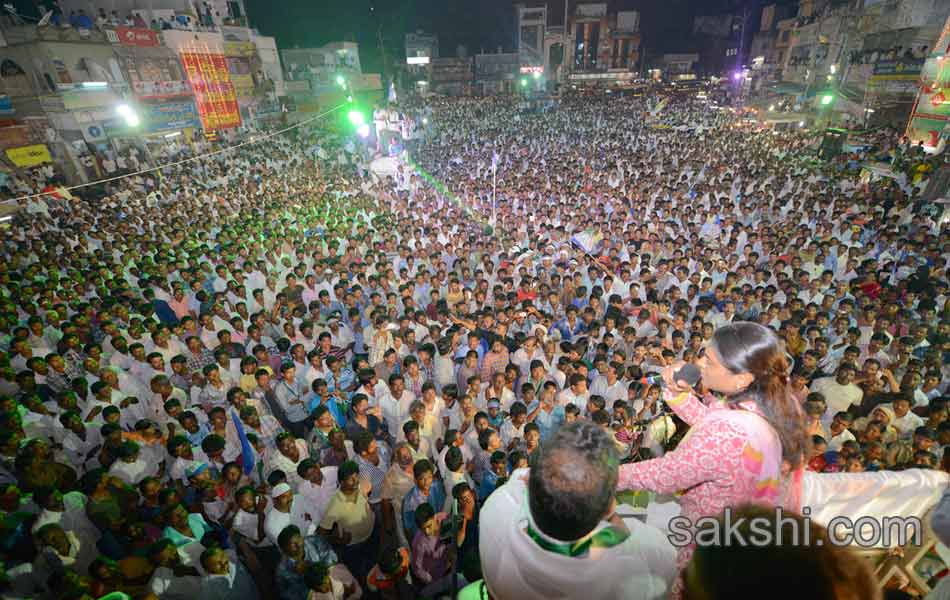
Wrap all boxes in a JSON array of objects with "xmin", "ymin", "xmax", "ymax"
[{"xmin": 0, "ymin": 89, "xmax": 946, "ymax": 600}]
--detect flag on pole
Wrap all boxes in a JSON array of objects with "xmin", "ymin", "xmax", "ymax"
[
  {"xmin": 492, "ymin": 151, "xmax": 499, "ymax": 173},
  {"xmin": 231, "ymin": 409, "xmax": 256, "ymax": 476}
]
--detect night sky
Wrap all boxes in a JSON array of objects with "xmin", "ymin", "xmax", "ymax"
[{"xmin": 245, "ymin": 0, "xmax": 765, "ymax": 73}]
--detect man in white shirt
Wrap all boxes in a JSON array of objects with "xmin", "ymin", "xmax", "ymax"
[
  {"xmin": 263, "ymin": 483, "xmax": 317, "ymax": 545},
  {"xmin": 479, "ymin": 421, "xmax": 676, "ymax": 600},
  {"xmin": 826, "ymin": 412, "xmax": 857, "ymax": 452},
  {"xmin": 811, "ymin": 365, "xmax": 863, "ymax": 428},
  {"xmin": 885, "ymin": 396, "xmax": 925, "ymax": 440},
  {"xmin": 296, "ymin": 459, "xmax": 339, "ymax": 526},
  {"xmin": 589, "ymin": 362, "xmax": 627, "ymax": 406},
  {"xmin": 556, "ymin": 373, "xmax": 590, "ymax": 409},
  {"xmin": 379, "ymin": 374, "xmax": 416, "ymax": 442}
]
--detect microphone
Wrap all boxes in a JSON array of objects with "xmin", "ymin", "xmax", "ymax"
[{"xmin": 638, "ymin": 364, "xmax": 701, "ymax": 388}]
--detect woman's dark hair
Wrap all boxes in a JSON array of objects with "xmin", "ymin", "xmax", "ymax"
[
  {"xmin": 710, "ymin": 322, "xmax": 808, "ymax": 470},
  {"xmin": 528, "ymin": 421, "xmax": 617, "ymax": 541},
  {"xmin": 687, "ymin": 504, "xmax": 881, "ymax": 600}
]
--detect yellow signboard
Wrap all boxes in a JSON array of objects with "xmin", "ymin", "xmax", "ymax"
[
  {"xmin": 224, "ymin": 41, "xmax": 256, "ymax": 57},
  {"xmin": 6, "ymin": 144, "xmax": 52, "ymax": 167}
]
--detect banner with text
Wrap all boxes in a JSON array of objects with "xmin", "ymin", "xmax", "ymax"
[
  {"xmin": 179, "ymin": 52, "xmax": 241, "ymax": 130},
  {"xmin": 144, "ymin": 101, "xmax": 201, "ymax": 132}
]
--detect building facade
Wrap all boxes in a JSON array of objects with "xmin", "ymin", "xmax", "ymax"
[
  {"xmin": 431, "ymin": 57, "xmax": 473, "ymax": 96},
  {"xmin": 405, "ymin": 31, "xmax": 438, "ymax": 93},
  {"xmin": 771, "ymin": 0, "xmax": 946, "ymax": 125},
  {"xmin": 565, "ymin": 2, "xmax": 640, "ymax": 87},
  {"xmin": 0, "ymin": 1, "xmax": 287, "ymax": 184},
  {"xmin": 475, "ymin": 52, "xmax": 520, "ymax": 94}
]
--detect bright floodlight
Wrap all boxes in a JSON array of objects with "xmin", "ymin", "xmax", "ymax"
[
  {"xmin": 799, "ymin": 120, "xmax": 805, "ymax": 127},
  {"xmin": 768, "ymin": 104, "xmax": 775, "ymax": 111},
  {"xmin": 821, "ymin": 94, "xmax": 834, "ymax": 105},
  {"xmin": 357, "ymin": 123, "xmax": 370, "ymax": 138},
  {"xmin": 733, "ymin": 71, "xmax": 743, "ymax": 81},
  {"xmin": 520, "ymin": 78, "xmax": 527, "ymax": 87},
  {"xmin": 336, "ymin": 75, "xmax": 345, "ymax": 86},
  {"xmin": 116, "ymin": 103, "xmax": 140, "ymax": 127},
  {"xmin": 532, "ymin": 71, "xmax": 541, "ymax": 79},
  {"xmin": 347, "ymin": 110, "xmax": 365, "ymax": 126},
  {"xmin": 422, "ymin": 117, "xmax": 428, "ymax": 125}
]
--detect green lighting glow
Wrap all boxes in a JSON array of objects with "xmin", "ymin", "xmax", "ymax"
[
  {"xmin": 821, "ymin": 94, "xmax": 834, "ymax": 105},
  {"xmin": 520, "ymin": 79, "xmax": 527, "ymax": 87},
  {"xmin": 347, "ymin": 110, "xmax": 365, "ymax": 126},
  {"xmin": 336, "ymin": 75, "xmax": 345, "ymax": 86}
]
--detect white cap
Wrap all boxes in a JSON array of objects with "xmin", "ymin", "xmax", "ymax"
[{"xmin": 271, "ymin": 483, "xmax": 292, "ymax": 498}]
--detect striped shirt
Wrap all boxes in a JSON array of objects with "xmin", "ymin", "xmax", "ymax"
[{"xmin": 356, "ymin": 449, "xmax": 390, "ymax": 505}]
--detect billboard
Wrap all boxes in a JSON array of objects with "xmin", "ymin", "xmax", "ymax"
[
  {"xmin": 180, "ymin": 52, "xmax": 241, "ymax": 130},
  {"xmin": 144, "ymin": 101, "xmax": 201, "ymax": 132},
  {"xmin": 114, "ymin": 27, "xmax": 160, "ymax": 47},
  {"xmin": 872, "ymin": 58, "xmax": 925, "ymax": 79}
]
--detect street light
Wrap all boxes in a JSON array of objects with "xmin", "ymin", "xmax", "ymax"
[{"xmin": 116, "ymin": 103, "xmax": 140, "ymax": 127}]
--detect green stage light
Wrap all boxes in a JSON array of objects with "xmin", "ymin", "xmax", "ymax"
[
  {"xmin": 821, "ymin": 94, "xmax": 834, "ymax": 105},
  {"xmin": 520, "ymin": 78, "xmax": 528, "ymax": 87},
  {"xmin": 347, "ymin": 110, "xmax": 365, "ymax": 126}
]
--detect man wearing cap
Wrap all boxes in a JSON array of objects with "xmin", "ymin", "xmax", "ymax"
[
  {"xmin": 479, "ymin": 421, "xmax": 676, "ymax": 599},
  {"xmin": 264, "ymin": 481, "xmax": 317, "ymax": 546}
]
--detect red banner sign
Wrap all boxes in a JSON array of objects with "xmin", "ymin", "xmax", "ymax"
[
  {"xmin": 179, "ymin": 52, "xmax": 241, "ymax": 131},
  {"xmin": 116, "ymin": 26, "xmax": 160, "ymax": 47}
]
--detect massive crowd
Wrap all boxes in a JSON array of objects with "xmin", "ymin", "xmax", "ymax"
[{"xmin": 0, "ymin": 91, "xmax": 947, "ymax": 600}]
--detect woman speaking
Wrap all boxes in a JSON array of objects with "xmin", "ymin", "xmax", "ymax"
[{"xmin": 617, "ymin": 322, "xmax": 807, "ymax": 597}]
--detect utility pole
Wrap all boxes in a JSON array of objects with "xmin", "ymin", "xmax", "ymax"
[
  {"xmin": 371, "ymin": 2, "xmax": 390, "ymax": 97},
  {"xmin": 563, "ymin": 0, "xmax": 570, "ymax": 81}
]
